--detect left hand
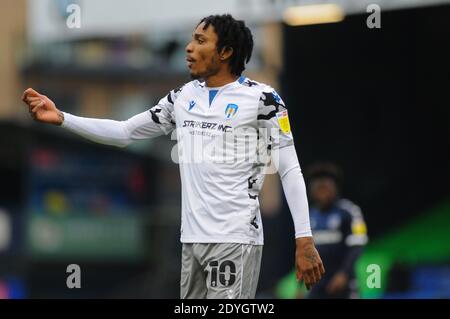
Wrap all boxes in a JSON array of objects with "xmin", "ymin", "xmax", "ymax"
[
  {"xmin": 295, "ymin": 237, "xmax": 325, "ymax": 290},
  {"xmin": 326, "ymin": 271, "xmax": 348, "ymax": 295}
]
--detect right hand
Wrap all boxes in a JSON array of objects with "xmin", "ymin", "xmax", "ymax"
[
  {"xmin": 22, "ymin": 88, "xmax": 64, "ymax": 125},
  {"xmin": 295, "ymin": 237, "xmax": 325, "ymax": 290}
]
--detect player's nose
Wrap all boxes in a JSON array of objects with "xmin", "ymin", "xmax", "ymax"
[{"xmin": 185, "ymin": 40, "xmax": 194, "ymax": 54}]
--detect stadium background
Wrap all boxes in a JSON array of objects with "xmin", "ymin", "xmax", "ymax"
[{"xmin": 0, "ymin": 0, "xmax": 448, "ymax": 298}]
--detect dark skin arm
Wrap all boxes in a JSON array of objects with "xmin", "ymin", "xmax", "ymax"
[
  {"xmin": 295, "ymin": 237, "xmax": 325, "ymax": 290},
  {"xmin": 326, "ymin": 271, "xmax": 348, "ymax": 295},
  {"xmin": 326, "ymin": 246, "xmax": 363, "ymax": 295}
]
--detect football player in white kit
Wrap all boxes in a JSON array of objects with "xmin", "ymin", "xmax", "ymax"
[{"xmin": 22, "ymin": 14, "xmax": 324, "ymax": 299}]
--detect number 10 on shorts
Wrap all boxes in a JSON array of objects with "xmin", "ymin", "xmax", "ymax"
[{"xmin": 209, "ymin": 260, "xmax": 236, "ymax": 287}]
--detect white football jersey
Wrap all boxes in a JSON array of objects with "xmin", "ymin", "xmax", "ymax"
[{"xmin": 144, "ymin": 76, "xmax": 294, "ymax": 245}]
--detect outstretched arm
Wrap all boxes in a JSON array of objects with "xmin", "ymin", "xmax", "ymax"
[
  {"xmin": 22, "ymin": 88, "xmax": 176, "ymax": 147},
  {"xmin": 60, "ymin": 111, "xmax": 164, "ymax": 148},
  {"xmin": 275, "ymin": 144, "xmax": 325, "ymax": 289}
]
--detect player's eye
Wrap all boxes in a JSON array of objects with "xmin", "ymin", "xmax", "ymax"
[{"xmin": 197, "ymin": 39, "xmax": 204, "ymax": 44}]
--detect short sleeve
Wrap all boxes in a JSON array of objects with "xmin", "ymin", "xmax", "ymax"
[
  {"xmin": 146, "ymin": 86, "xmax": 183, "ymax": 135},
  {"xmin": 257, "ymin": 86, "xmax": 294, "ymax": 150}
]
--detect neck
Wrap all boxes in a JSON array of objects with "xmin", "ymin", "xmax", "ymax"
[
  {"xmin": 318, "ymin": 201, "xmax": 334, "ymax": 212},
  {"xmin": 205, "ymin": 69, "xmax": 239, "ymax": 88}
]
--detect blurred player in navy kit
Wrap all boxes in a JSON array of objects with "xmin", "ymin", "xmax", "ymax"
[{"xmin": 305, "ymin": 163, "xmax": 368, "ymax": 299}]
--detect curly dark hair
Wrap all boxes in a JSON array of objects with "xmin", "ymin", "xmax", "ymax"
[
  {"xmin": 305, "ymin": 162, "xmax": 344, "ymax": 189},
  {"xmin": 198, "ymin": 14, "xmax": 254, "ymax": 76}
]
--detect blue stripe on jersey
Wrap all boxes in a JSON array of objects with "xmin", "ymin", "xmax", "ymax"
[
  {"xmin": 238, "ymin": 76, "xmax": 246, "ymax": 84},
  {"xmin": 209, "ymin": 89, "xmax": 218, "ymax": 106}
]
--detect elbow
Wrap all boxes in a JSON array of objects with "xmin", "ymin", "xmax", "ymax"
[
  {"xmin": 279, "ymin": 164, "xmax": 301, "ymax": 180},
  {"xmin": 116, "ymin": 121, "xmax": 133, "ymax": 147}
]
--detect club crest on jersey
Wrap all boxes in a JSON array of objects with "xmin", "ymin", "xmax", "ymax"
[
  {"xmin": 225, "ymin": 104, "xmax": 238, "ymax": 119},
  {"xmin": 188, "ymin": 100, "xmax": 196, "ymax": 111}
]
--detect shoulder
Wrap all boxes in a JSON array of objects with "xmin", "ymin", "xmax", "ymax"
[
  {"xmin": 250, "ymin": 80, "xmax": 286, "ymax": 119},
  {"xmin": 191, "ymin": 79, "xmax": 205, "ymax": 89},
  {"xmin": 240, "ymin": 79, "xmax": 286, "ymax": 109},
  {"xmin": 336, "ymin": 198, "xmax": 364, "ymax": 220},
  {"xmin": 238, "ymin": 77, "xmax": 277, "ymax": 96},
  {"xmin": 166, "ymin": 81, "xmax": 200, "ymax": 104},
  {"xmin": 239, "ymin": 76, "xmax": 264, "ymax": 89},
  {"xmin": 238, "ymin": 77, "xmax": 286, "ymax": 109}
]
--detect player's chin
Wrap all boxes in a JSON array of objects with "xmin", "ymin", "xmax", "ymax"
[{"xmin": 189, "ymin": 70, "xmax": 202, "ymax": 80}]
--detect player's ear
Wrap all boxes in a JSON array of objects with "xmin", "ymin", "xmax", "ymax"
[{"xmin": 219, "ymin": 46, "xmax": 233, "ymax": 61}]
